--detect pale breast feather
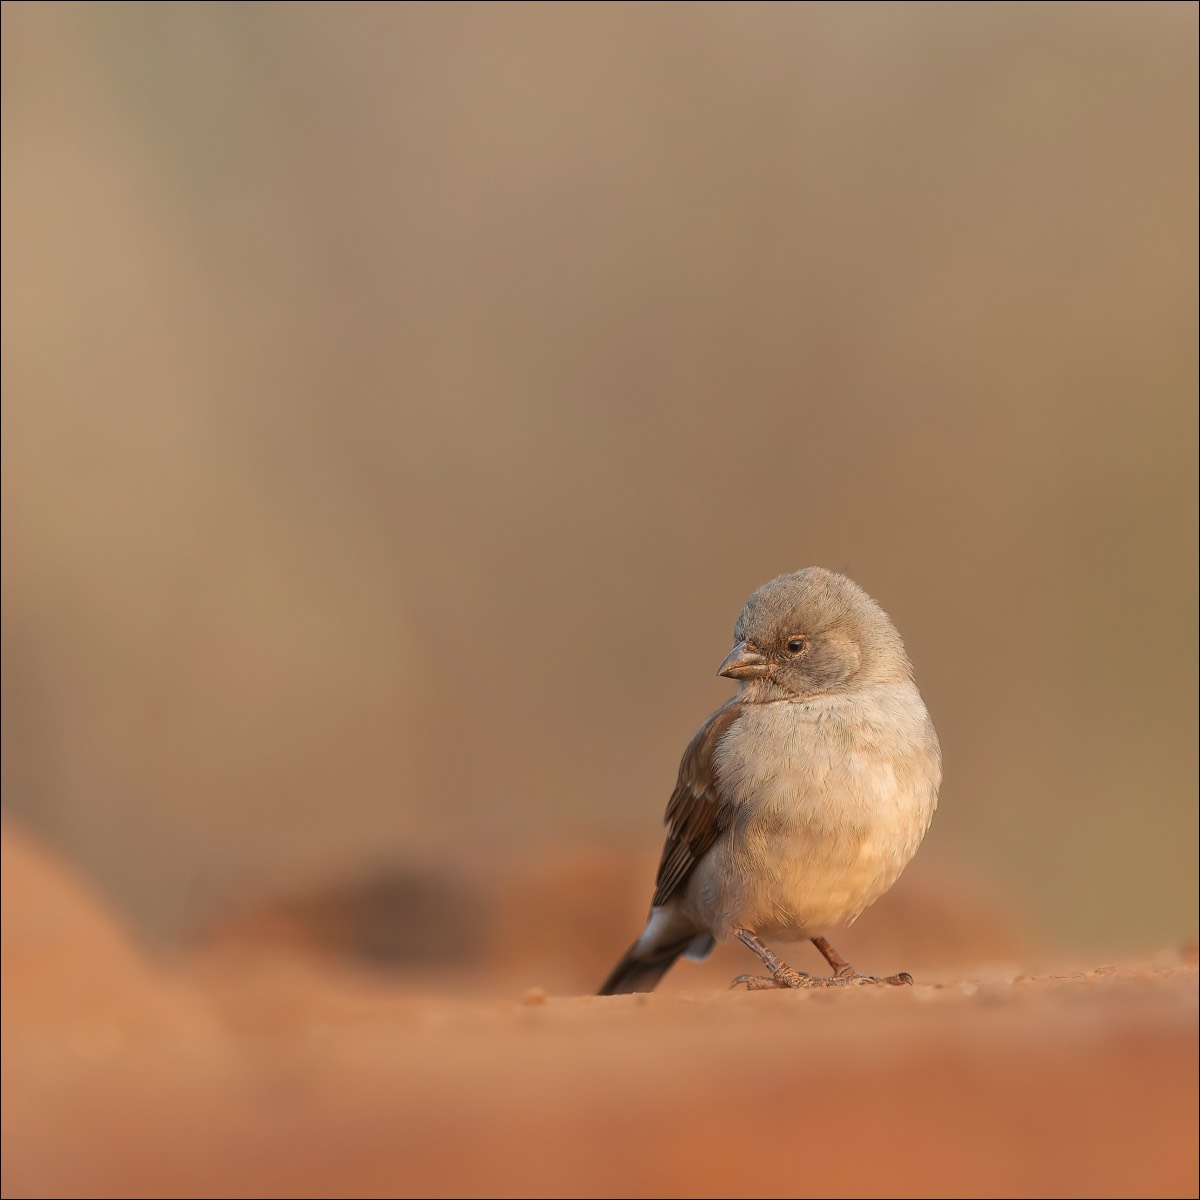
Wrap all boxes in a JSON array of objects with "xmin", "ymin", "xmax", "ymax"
[{"xmin": 712, "ymin": 685, "xmax": 939, "ymax": 834}]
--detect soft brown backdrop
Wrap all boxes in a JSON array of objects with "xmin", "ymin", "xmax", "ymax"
[{"xmin": 2, "ymin": 1, "xmax": 1196, "ymax": 955}]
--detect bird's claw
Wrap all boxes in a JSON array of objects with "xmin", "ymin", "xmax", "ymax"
[
  {"xmin": 729, "ymin": 973, "xmax": 781, "ymax": 991},
  {"xmin": 833, "ymin": 970, "xmax": 915, "ymax": 987}
]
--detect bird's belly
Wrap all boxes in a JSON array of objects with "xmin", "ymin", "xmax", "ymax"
[
  {"xmin": 700, "ymin": 773, "xmax": 931, "ymax": 940},
  {"xmin": 726, "ymin": 824, "xmax": 910, "ymax": 938}
]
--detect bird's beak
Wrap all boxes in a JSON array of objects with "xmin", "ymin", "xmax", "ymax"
[{"xmin": 717, "ymin": 641, "xmax": 769, "ymax": 680}]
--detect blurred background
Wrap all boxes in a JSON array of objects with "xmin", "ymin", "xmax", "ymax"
[{"xmin": 2, "ymin": 1, "xmax": 1196, "ymax": 970}]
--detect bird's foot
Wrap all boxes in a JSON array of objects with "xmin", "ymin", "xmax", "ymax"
[
  {"xmin": 729, "ymin": 965, "xmax": 813, "ymax": 990},
  {"xmin": 730, "ymin": 930, "xmax": 915, "ymax": 991},
  {"xmin": 809, "ymin": 935, "xmax": 913, "ymax": 986},
  {"xmin": 730, "ymin": 968, "xmax": 914, "ymax": 990}
]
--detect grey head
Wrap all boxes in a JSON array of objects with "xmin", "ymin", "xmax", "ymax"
[{"xmin": 717, "ymin": 567, "xmax": 913, "ymax": 701}]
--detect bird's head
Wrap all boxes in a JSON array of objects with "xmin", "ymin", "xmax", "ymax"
[{"xmin": 718, "ymin": 567, "xmax": 913, "ymax": 702}]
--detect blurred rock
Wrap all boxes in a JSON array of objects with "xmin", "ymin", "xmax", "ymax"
[
  {"xmin": 1, "ymin": 821, "xmax": 218, "ymax": 1047},
  {"xmin": 188, "ymin": 865, "xmax": 488, "ymax": 971},
  {"xmin": 2, "ymin": 822, "xmax": 227, "ymax": 1198}
]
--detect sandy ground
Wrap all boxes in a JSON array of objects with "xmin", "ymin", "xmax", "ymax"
[{"xmin": 3, "ymin": 824, "xmax": 1196, "ymax": 1199}]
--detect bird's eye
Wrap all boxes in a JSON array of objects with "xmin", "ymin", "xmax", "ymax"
[{"xmin": 786, "ymin": 636, "xmax": 809, "ymax": 655}]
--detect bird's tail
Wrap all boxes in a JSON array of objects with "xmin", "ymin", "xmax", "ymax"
[{"xmin": 596, "ymin": 932, "xmax": 714, "ymax": 996}]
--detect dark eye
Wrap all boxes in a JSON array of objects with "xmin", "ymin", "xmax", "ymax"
[{"xmin": 786, "ymin": 636, "xmax": 808, "ymax": 655}]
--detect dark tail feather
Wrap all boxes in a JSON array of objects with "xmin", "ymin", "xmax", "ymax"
[{"xmin": 597, "ymin": 939, "xmax": 689, "ymax": 995}]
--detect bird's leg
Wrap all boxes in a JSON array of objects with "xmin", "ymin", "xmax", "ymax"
[
  {"xmin": 729, "ymin": 929, "xmax": 814, "ymax": 990},
  {"xmin": 810, "ymin": 934, "xmax": 913, "ymax": 986}
]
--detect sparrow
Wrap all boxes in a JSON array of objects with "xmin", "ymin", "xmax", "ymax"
[{"xmin": 598, "ymin": 567, "xmax": 942, "ymax": 994}]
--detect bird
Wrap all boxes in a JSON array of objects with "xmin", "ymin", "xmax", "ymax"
[{"xmin": 597, "ymin": 567, "xmax": 942, "ymax": 994}]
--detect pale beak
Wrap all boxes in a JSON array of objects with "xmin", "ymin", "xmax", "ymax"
[{"xmin": 717, "ymin": 641, "xmax": 769, "ymax": 680}]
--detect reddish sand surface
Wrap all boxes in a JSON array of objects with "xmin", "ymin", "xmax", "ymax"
[{"xmin": 3, "ymin": 825, "xmax": 1197, "ymax": 1199}]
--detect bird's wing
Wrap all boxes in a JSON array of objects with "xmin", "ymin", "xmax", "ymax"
[{"xmin": 651, "ymin": 699, "xmax": 744, "ymax": 909}]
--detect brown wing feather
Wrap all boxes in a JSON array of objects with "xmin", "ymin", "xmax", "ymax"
[{"xmin": 651, "ymin": 700, "xmax": 744, "ymax": 908}]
